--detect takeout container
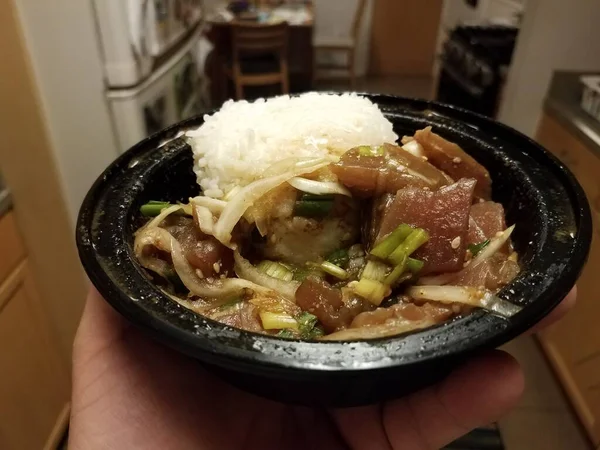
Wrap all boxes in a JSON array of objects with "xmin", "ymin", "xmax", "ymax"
[{"xmin": 76, "ymin": 94, "xmax": 592, "ymax": 406}]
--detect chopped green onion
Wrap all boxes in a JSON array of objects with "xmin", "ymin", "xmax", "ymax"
[
  {"xmin": 277, "ymin": 329, "xmax": 296, "ymax": 339},
  {"xmin": 320, "ymin": 261, "xmax": 349, "ymax": 280},
  {"xmin": 260, "ymin": 312, "xmax": 299, "ymax": 330},
  {"xmin": 297, "ymin": 311, "xmax": 318, "ymax": 330},
  {"xmin": 387, "ymin": 247, "xmax": 407, "ymax": 268},
  {"xmin": 389, "ymin": 229, "xmax": 429, "ymax": 265},
  {"xmin": 300, "ymin": 193, "xmax": 336, "ymax": 202},
  {"xmin": 406, "ymin": 257, "xmax": 425, "ymax": 273},
  {"xmin": 293, "ymin": 266, "xmax": 324, "ymax": 282},
  {"xmin": 296, "ymin": 312, "xmax": 323, "ymax": 339},
  {"xmin": 326, "ymin": 248, "xmax": 350, "ymax": 268},
  {"xmin": 140, "ymin": 201, "xmax": 171, "ymax": 216},
  {"xmin": 361, "ymin": 260, "xmax": 390, "ymax": 282},
  {"xmin": 353, "ymin": 279, "xmax": 389, "ymax": 306},
  {"xmin": 371, "ymin": 224, "xmax": 414, "ymax": 259},
  {"xmin": 257, "ymin": 261, "xmax": 294, "ymax": 281},
  {"xmin": 357, "ymin": 145, "xmax": 385, "ymax": 157},
  {"xmin": 468, "ymin": 239, "xmax": 490, "ymax": 256},
  {"xmin": 308, "ymin": 326, "xmax": 325, "ymax": 339},
  {"xmin": 384, "ymin": 255, "xmax": 407, "ymax": 285},
  {"xmin": 294, "ymin": 200, "xmax": 334, "ymax": 218}
]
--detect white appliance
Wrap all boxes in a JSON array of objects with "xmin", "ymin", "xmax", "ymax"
[{"xmin": 93, "ymin": 0, "xmax": 207, "ymax": 151}]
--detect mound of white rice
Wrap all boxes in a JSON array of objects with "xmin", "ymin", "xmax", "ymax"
[{"xmin": 186, "ymin": 92, "xmax": 398, "ymax": 198}]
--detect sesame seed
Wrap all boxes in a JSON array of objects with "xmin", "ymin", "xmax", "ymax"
[
  {"xmin": 196, "ymin": 269, "xmax": 204, "ymax": 279},
  {"xmin": 213, "ymin": 262, "xmax": 220, "ymax": 273},
  {"xmin": 451, "ymin": 236, "xmax": 461, "ymax": 249},
  {"xmin": 453, "ymin": 157, "xmax": 462, "ymax": 164}
]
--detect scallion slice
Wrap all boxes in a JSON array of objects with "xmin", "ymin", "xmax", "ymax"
[
  {"xmin": 468, "ymin": 239, "xmax": 490, "ymax": 256},
  {"xmin": 371, "ymin": 224, "xmax": 414, "ymax": 259},
  {"xmin": 361, "ymin": 260, "xmax": 390, "ymax": 282},
  {"xmin": 357, "ymin": 145, "xmax": 385, "ymax": 157},
  {"xmin": 140, "ymin": 201, "xmax": 171, "ymax": 217},
  {"xmin": 320, "ymin": 261, "xmax": 349, "ymax": 280},
  {"xmin": 406, "ymin": 257, "xmax": 425, "ymax": 273},
  {"xmin": 352, "ymin": 279, "xmax": 389, "ymax": 306},
  {"xmin": 326, "ymin": 248, "xmax": 350, "ymax": 268},
  {"xmin": 260, "ymin": 312, "xmax": 299, "ymax": 330},
  {"xmin": 389, "ymin": 229, "xmax": 429, "ymax": 265},
  {"xmin": 294, "ymin": 200, "xmax": 334, "ymax": 218},
  {"xmin": 384, "ymin": 255, "xmax": 407, "ymax": 285},
  {"xmin": 257, "ymin": 261, "xmax": 294, "ymax": 281}
]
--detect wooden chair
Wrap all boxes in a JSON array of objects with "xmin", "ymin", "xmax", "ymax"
[
  {"xmin": 226, "ymin": 22, "xmax": 290, "ymax": 100},
  {"xmin": 313, "ymin": 0, "xmax": 367, "ymax": 88}
]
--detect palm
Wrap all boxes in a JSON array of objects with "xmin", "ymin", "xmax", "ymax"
[{"xmin": 70, "ymin": 289, "xmax": 574, "ymax": 450}]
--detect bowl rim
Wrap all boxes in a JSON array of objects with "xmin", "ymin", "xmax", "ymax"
[{"xmin": 76, "ymin": 93, "xmax": 592, "ymax": 373}]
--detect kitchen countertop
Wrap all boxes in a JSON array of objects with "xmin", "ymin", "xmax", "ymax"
[{"xmin": 544, "ymin": 71, "xmax": 600, "ymax": 156}]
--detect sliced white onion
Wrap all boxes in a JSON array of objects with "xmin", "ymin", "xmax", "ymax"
[
  {"xmin": 264, "ymin": 157, "xmax": 334, "ymax": 177},
  {"xmin": 418, "ymin": 225, "xmax": 516, "ymax": 286},
  {"xmin": 192, "ymin": 203, "xmax": 217, "ymax": 235},
  {"xmin": 407, "ymin": 285, "xmax": 521, "ymax": 318},
  {"xmin": 213, "ymin": 159, "xmax": 330, "ymax": 247},
  {"xmin": 233, "ymin": 251, "xmax": 300, "ymax": 301},
  {"xmin": 408, "ymin": 285, "xmax": 486, "ymax": 307},
  {"xmin": 287, "ymin": 177, "xmax": 352, "ymax": 197},
  {"xmin": 146, "ymin": 204, "xmax": 184, "ymax": 229},
  {"xmin": 321, "ymin": 318, "xmax": 435, "ymax": 341},
  {"xmin": 190, "ymin": 196, "xmax": 227, "ymax": 214},
  {"xmin": 470, "ymin": 225, "xmax": 515, "ymax": 268},
  {"xmin": 401, "ymin": 140, "xmax": 425, "ymax": 158},
  {"xmin": 224, "ymin": 186, "xmax": 241, "ymax": 201}
]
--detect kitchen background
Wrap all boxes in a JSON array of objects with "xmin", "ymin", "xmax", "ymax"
[{"xmin": 1, "ymin": 0, "xmax": 600, "ymax": 449}]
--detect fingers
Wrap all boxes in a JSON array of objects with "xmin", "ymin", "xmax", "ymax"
[
  {"xmin": 382, "ymin": 350, "xmax": 524, "ymax": 449},
  {"xmin": 332, "ymin": 405, "xmax": 394, "ymax": 450},
  {"xmin": 73, "ymin": 288, "xmax": 130, "ymax": 362},
  {"xmin": 525, "ymin": 286, "xmax": 576, "ymax": 336}
]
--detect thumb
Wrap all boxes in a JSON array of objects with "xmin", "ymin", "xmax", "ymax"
[{"xmin": 383, "ymin": 350, "xmax": 524, "ymax": 449}]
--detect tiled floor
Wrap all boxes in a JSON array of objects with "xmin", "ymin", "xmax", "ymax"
[{"xmin": 499, "ymin": 336, "xmax": 592, "ymax": 450}]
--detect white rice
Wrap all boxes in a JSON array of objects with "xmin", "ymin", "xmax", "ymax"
[{"xmin": 185, "ymin": 92, "xmax": 398, "ymax": 198}]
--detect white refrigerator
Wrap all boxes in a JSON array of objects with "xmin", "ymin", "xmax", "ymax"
[{"xmin": 93, "ymin": 0, "xmax": 209, "ymax": 151}]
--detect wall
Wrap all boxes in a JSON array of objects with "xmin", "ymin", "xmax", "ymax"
[
  {"xmin": 13, "ymin": 0, "xmax": 119, "ymax": 224},
  {"xmin": 1, "ymin": 0, "xmax": 88, "ymax": 367},
  {"xmin": 498, "ymin": 0, "xmax": 600, "ymax": 136}
]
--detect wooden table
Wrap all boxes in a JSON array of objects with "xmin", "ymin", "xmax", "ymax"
[{"xmin": 205, "ymin": 10, "xmax": 314, "ymax": 106}]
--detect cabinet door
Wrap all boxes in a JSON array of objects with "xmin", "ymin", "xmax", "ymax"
[
  {"xmin": 536, "ymin": 113, "xmax": 600, "ymax": 445},
  {"xmin": 0, "ymin": 261, "xmax": 69, "ymax": 450},
  {"xmin": 369, "ymin": 0, "xmax": 443, "ymax": 76}
]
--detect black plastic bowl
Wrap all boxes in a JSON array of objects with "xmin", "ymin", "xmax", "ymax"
[{"xmin": 76, "ymin": 94, "xmax": 592, "ymax": 406}]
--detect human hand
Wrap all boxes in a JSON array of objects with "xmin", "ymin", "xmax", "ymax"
[{"xmin": 69, "ymin": 288, "xmax": 575, "ymax": 450}]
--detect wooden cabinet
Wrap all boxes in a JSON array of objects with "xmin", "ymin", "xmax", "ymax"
[
  {"xmin": 0, "ymin": 212, "xmax": 69, "ymax": 450},
  {"xmin": 536, "ymin": 113, "xmax": 600, "ymax": 445},
  {"xmin": 369, "ymin": 0, "xmax": 443, "ymax": 76}
]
